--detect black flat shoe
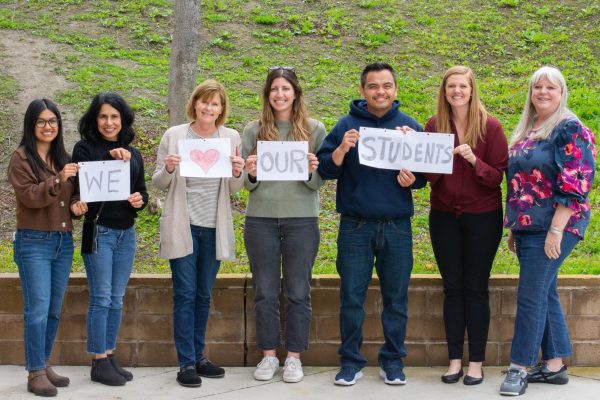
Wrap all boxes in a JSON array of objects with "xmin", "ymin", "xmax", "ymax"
[
  {"xmin": 441, "ymin": 369, "xmax": 463, "ymax": 384},
  {"xmin": 463, "ymin": 369, "xmax": 484, "ymax": 386}
]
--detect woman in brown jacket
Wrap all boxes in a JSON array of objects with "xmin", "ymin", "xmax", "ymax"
[{"xmin": 8, "ymin": 99, "xmax": 87, "ymax": 397}]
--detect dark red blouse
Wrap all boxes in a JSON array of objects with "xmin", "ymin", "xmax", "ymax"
[{"xmin": 424, "ymin": 115, "xmax": 508, "ymax": 215}]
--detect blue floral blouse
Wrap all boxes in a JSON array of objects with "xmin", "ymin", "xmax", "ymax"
[{"xmin": 504, "ymin": 118, "xmax": 596, "ymax": 238}]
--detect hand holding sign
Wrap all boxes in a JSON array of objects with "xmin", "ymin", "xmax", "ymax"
[
  {"xmin": 58, "ymin": 163, "xmax": 79, "ymax": 183},
  {"xmin": 109, "ymin": 147, "xmax": 131, "ymax": 161},
  {"xmin": 178, "ymin": 138, "xmax": 232, "ymax": 178},
  {"xmin": 307, "ymin": 153, "xmax": 319, "ymax": 174},
  {"xmin": 128, "ymin": 192, "xmax": 144, "ymax": 209},
  {"xmin": 453, "ymin": 144, "xmax": 476, "ymax": 166},
  {"xmin": 164, "ymin": 154, "xmax": 181, "ymax": 173},
  {"xmin": 230, "ymin": 152, "xmax": 245, "ymax": 178}
]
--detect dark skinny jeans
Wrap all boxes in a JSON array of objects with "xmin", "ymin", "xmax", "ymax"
[{"xmin": 429, "ymin": 208, "xmax": 503, "ymax": 362}]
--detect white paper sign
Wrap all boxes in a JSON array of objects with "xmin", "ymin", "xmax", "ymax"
[
  {"xmin": 178, "ymin": 138, "xmax": 232, "ymax": 178},
  {"xmin": 358, "ymin": 127, "xmax": 454, "ymax": 174},
  {"xmin": 257, "ymin": 141, "xmax": 309, "ymax": 181},
  {"xmin": 78, "ymin": 160, "xmax": 131, "ymax": 202}
]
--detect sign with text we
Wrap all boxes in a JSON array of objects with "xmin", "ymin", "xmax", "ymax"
[{"xmin": 78, "ymin": 160, "xmax": 131, "ymax": 202}]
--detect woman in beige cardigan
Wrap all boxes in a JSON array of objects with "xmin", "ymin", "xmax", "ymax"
[{"xmin": 152, "ymin": 80, "xmax": 244, "ymax": 388}]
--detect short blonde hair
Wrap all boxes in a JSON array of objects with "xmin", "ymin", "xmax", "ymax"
[{"xmin": 186, "ymin": 79, "xmax": 228, "ymax": 126}]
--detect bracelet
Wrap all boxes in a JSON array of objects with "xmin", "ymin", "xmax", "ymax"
[{"xmin": 549, "ymin": 226, "xmax": 563, "ymax": 235}]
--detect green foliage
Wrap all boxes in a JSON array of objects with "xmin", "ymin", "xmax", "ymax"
[
  {"xmin": 211, "ymin": 31, "xmax": 236, "ymax": 50},
  {"xmin": 0, "ymin": 0, "xmax": 598, "ymax": 274},
  {"xmin": 497, "ymin": 0, "xmax": 520, "ymax": 7},
  {"xmin": 252, "ymin": 14, "xmax": 281, "ymax": 25},
  {"xmin": 360, "ymin": 31, "xmax": 391, "ymax": 47}
]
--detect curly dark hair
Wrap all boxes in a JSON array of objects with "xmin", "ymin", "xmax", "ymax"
[{"xmin": 78, "ymin": 92, "xmax": 135, "ymax": 146}]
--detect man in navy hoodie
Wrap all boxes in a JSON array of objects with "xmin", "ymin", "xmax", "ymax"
[{"xmin": 317, "ymin": 62, "xmax": 425, "ymax": 386}]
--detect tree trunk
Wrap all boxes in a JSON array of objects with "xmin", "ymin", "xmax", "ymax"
[{"xmin": 167, "ymin": 0, "xmax": 201, "ymax": 127}]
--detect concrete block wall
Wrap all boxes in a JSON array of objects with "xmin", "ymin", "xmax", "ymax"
[{"xmin": 1, "ymin": 274, "xmax": 599, "ymax": 367}]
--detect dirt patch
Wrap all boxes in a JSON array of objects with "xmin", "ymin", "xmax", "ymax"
[
  {"xmin": 0, "ymin": 30, "xmax": 81, "ymax": 149},
  {"xmin": 0, "ymin": 30, "xmax": 81, "ymax": 239}
]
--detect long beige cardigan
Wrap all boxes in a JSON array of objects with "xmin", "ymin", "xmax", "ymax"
[{"xmin": 152, "ymin": 123, "xmax": 243, "ymax": 261}]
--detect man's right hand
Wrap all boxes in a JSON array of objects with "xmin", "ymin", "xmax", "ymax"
[
  {"xmin": 339, "ymin": 129, "xmax": 360, "ymax": 153},
  {"xmin": 333, "ymin": 129, "xmax": 360, "ymax": 166}
]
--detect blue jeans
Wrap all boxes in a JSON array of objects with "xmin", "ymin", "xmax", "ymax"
[
  {"xmin": 510, "ymin": 230, "xmax": 580, "ymax": 366},
  {"xmin": 169, "ymin": 225, "xmax": 220, "ymax": 367},
  {"xmin": 83, "ymin": 225, "xmax": 136, "ymax": 354},
  {"xmin": 336, "ymin": 216, "xmax": 413, "ymax": 370},
  {"xmin": 244, "ymin": 217, "xmax": 319, "ymax": 353},
  {"xmin": 13, "ymin": 230, "xmax": 73, "ymax": 371}
]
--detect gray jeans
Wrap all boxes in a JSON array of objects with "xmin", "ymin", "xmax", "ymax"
[{"xmin": 244, "ymin": 216, "xmax": 320, "ymax": 353}]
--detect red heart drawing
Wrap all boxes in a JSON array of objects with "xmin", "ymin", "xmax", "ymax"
[{"xmin": 190, "ymin": 149, "xmax": 220, "ymax": 174}]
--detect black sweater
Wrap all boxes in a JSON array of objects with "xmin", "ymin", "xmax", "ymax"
[{"xmin": 72, "ymin": 138, "xmax": 148, "ymax": 229}]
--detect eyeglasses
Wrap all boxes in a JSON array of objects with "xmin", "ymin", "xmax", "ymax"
[
  {"xmin": 35, "ymin": 118, "xmax": 60, "ymax": 128},
  {"xmin": 268, "ymin": 66, "xmax": 296, "ymax": 72}
]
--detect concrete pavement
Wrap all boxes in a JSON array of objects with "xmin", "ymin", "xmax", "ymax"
[{"xmin": 0, "ymin": 366, "xmax": 599, "ymax": 399}]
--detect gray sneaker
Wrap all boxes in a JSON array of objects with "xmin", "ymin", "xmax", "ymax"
[
  {"xmin": 500, "ymin": 368, "xmax": 528, "ymax": 396},
  {"xmin": 527, "ymin": 363, "xmax": 569, "ymax": 385}
]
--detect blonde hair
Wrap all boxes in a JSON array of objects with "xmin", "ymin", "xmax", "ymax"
[
  {"xmin": 435, "ymin": 66, "xmax": 487, "ymax": 148},
  {"xmin": 186, "ymin": 79, "xmax": 228, "ymax": 126},
  {"xmin": 510, "ymin": 66, "xmax": 573, "ymax": 146},
  {"xmin": 252, "ymin": 68, "xmax": 311, "ymax": 154}
]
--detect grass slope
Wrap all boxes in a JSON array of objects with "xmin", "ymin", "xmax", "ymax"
[{"xmin": 0, "ymin": 0, "xmax": 598, "ymax": 274}]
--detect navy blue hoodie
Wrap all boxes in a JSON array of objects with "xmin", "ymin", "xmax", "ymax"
[{"xmin": 317, "ymin": 99, "xmax": 425, "ymax": 218}]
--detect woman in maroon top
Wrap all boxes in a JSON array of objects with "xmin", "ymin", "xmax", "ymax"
[{"xmin": 424, "ymin": 66, "xmax": 508, "ymax": 385}]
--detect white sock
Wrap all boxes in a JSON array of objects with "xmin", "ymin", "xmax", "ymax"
[{"xmin": 509, "ymin": 363, "xmax": 525, "ymax": 371}]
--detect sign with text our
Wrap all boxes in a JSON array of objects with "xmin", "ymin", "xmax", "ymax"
[{"xmin": 257, "ymin": 141, "xmax": 309, "ymax": 181}]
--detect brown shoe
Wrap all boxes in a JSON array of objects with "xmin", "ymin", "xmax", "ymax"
[
  {"xmin": 45, "ymin": 366, "xmax": 70, "ymax": 387},
  {"xmin": 27, "ymin": 370, "xmax": 57, "ymax": 397}
]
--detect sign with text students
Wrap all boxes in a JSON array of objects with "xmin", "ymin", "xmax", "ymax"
[{"xmin": 358, "ymin": 127, "xmax": 454, "ymax": 174}]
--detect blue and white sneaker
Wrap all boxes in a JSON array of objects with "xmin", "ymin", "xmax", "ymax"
[
  {"xmin": 334, "ymin": 366, "xmax": 363, "ymax": 386},
  {"xmin": 379, "ymin": 366, "xmax": 407, "ymax": 385}
]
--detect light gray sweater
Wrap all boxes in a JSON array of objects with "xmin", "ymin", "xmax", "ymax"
[{"xmin": 152, "ymin": 123, "xmax": 243, "ymax": 261}]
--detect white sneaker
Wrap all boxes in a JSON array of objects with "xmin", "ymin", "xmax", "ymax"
[
  {"xmin": 254, "ymin": 356, "xmax": 279, "ymax": 381},
  {"xmin": 283, "ymin": 357, "xmax": 304, "ymax": 383}
]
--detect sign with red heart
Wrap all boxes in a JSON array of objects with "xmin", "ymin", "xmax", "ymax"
[{"xmin": 178, "ymin": 138, "xmax": 232, "ymax": 178}]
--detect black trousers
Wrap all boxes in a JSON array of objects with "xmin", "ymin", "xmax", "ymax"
[{"xmin": 429, "ymin": 208, "xmax": 503, "ymax": 362}]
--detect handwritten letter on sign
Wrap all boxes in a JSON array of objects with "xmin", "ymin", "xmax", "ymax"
[
  {"xmin": 257, "ymin": 141, "xmax": 309, "ymax": 181},
  {"xmin": 358, "ymin": 127, "xmax": 454, "ymax": 174},
  {"xmin": 178, "ymin": 138, "xmax": 232, "ymax": 178},
  {"xmin": 79, "ymin": 160, "xmax": 131, "ymax": 202}
]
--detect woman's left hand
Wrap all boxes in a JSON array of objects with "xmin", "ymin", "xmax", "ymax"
[
  {"xmin": 128, "ymin": 192, "xmax": 144, "ymax": 209},
  {"xmin": 110, "ymin": 148, "xmax": 131, "ymax": 161},
  {"xmin": 71, "ymin": 201, "xmax": 88, "ymax": 217},
  {"xmin": 453, "ymin": 144, "xmax": 476, "ymax": 167},
  {"xmin": 545, "ymin": 229, "xmax": 563, "ymax": 259},
  {"xmin": 230, "ymin": 155, "xmax": 245, "ymax": 178},
  {"xmin": 307, "ymin": 153, "xmax": 319, "ymax": 174}
]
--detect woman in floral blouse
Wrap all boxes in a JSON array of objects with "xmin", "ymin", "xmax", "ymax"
[{"xmin": 500, "ymin": 66, "xmax": 596, "ymax": 396}]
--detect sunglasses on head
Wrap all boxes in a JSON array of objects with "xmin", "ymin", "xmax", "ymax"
[{"xmin": 268, "ymin": 66, "xmax": 296, "ymax": 73}]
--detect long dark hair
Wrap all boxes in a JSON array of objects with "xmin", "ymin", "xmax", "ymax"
[
  {"xmin": 78, "ymin": 92, "xmax": 135, "ymax": 146},
  {"xmin": 19, "ymin": 99, "xmax": 70, "ymax": 181}
]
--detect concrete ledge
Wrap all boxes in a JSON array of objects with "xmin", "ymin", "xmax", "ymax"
[{"xmin": 1, "ymin": 273, "xmax": 599, "ymax": 366}]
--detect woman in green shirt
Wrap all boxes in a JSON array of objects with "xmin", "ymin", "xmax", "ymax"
[{"xmin": 242, "ymin": 67, "xmax": 326, "ymax": 384}]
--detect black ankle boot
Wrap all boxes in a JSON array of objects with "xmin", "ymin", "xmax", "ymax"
[
  {"xmin": 108, "ymin": 354, "xmax": 133, "ymax": 381},
  {"xmin": 91, "ymin": 357, "xmax": 126, "ymax": 386}
]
